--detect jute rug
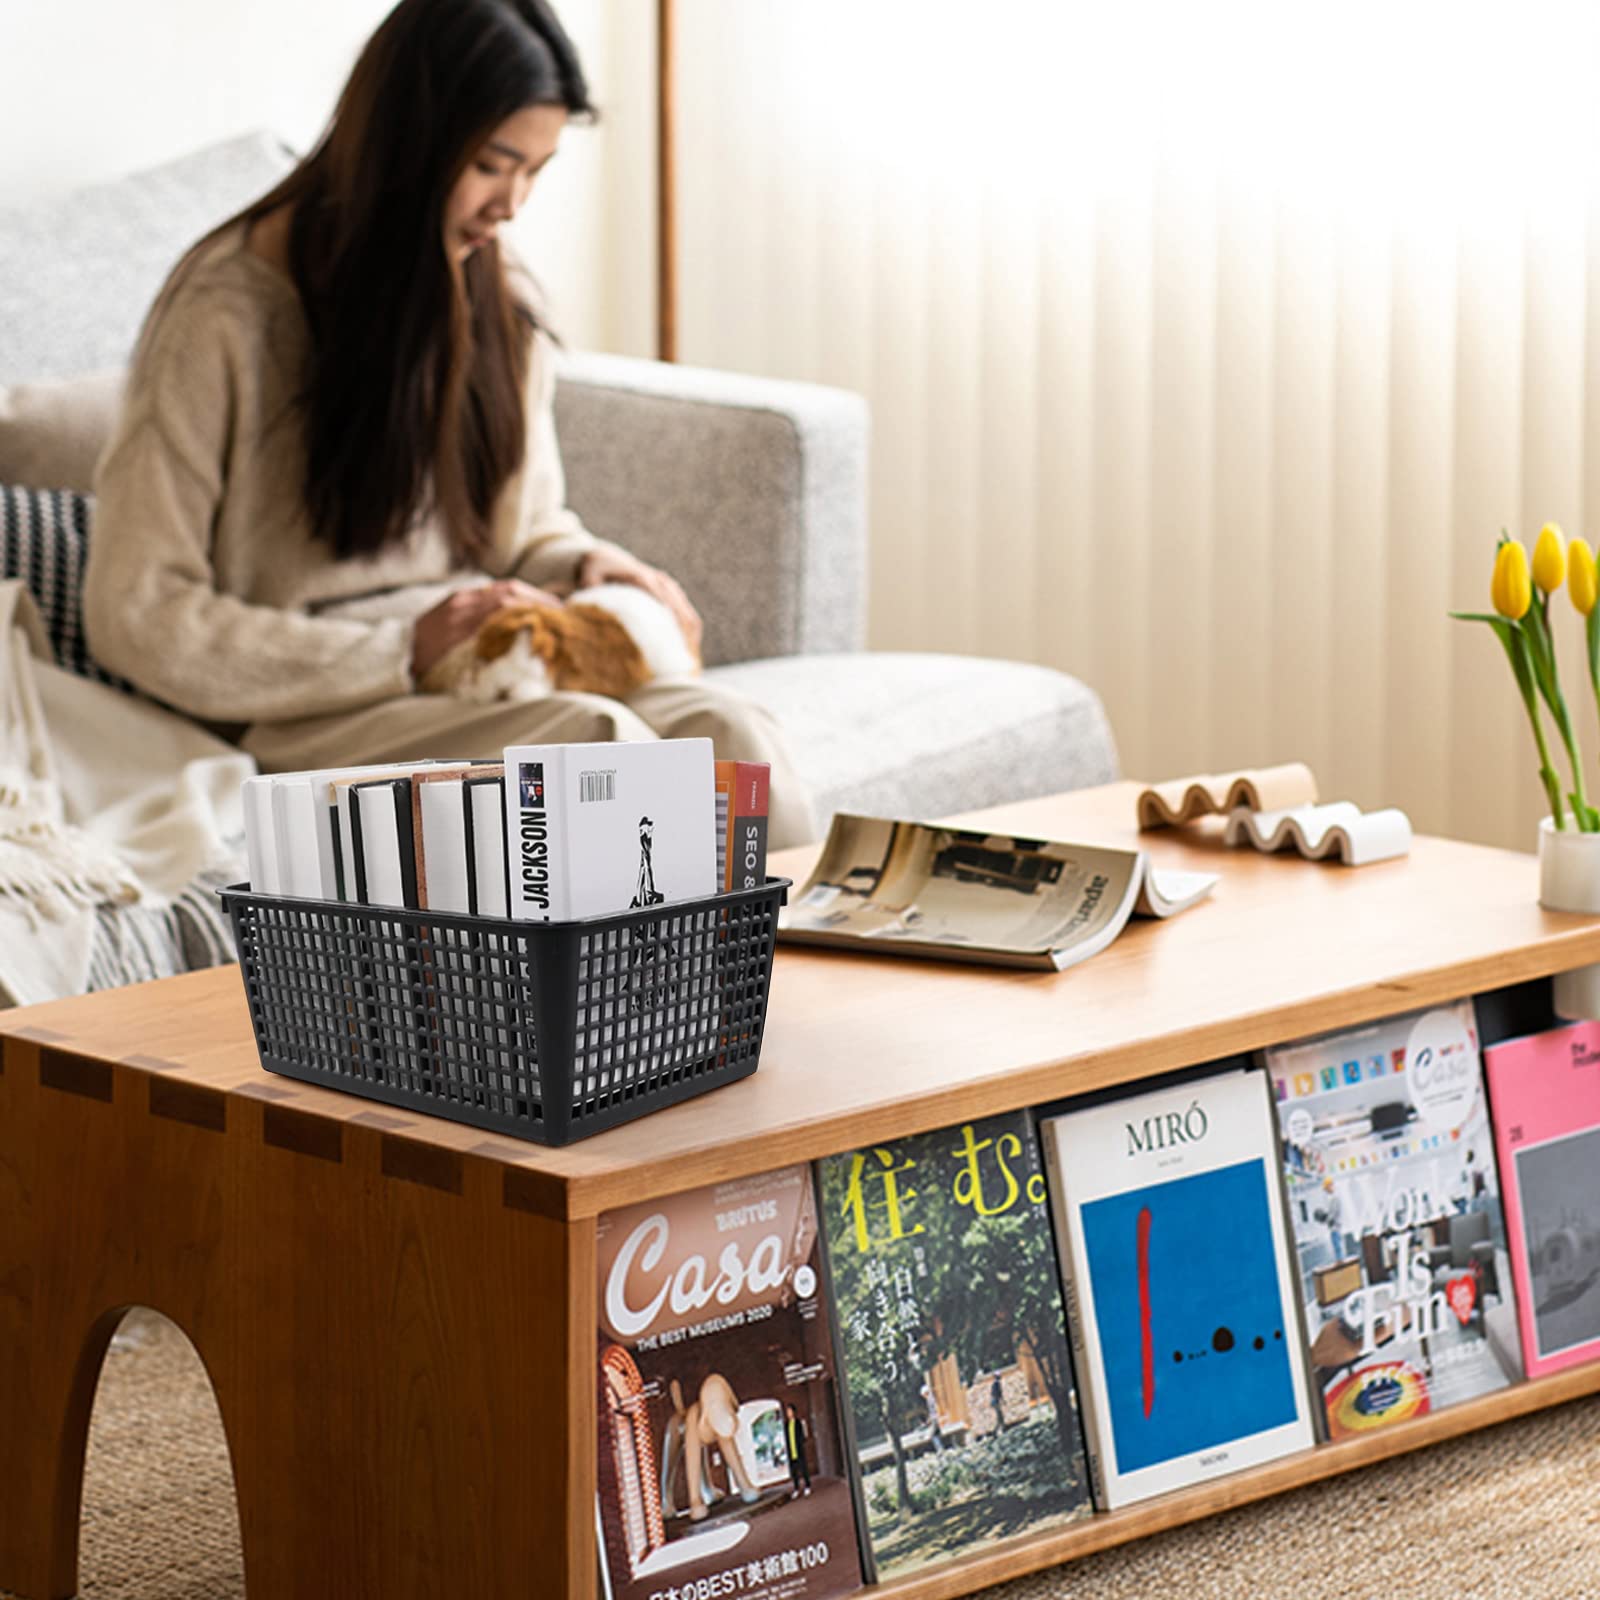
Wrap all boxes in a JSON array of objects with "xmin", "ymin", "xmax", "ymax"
[{"xmin": 11, "ymin": 1308, "xmax": 1600, "ymax": 1599}]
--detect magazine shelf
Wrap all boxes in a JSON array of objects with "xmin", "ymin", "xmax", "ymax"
[
  {"xmin": 6, "ymin": 782, "xmax": 1600, "ymax": 1600},
  {"xmin": 862, "ymin": 1358, "xmax": 1600, "ymax": 1600}
]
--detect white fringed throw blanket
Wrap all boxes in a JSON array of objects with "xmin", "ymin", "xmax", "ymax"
[{"xmin": 0, "ymin": 580, "xmax": 255, "ymax": 1006}]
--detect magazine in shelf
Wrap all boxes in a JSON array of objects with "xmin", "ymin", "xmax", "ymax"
[
  {"xmin": 1483, "ymin": 1019, "xmax": 1600, "ymax": 1380},
  {"xmin": 595, "ymin": 1165, "xmax": 864, "ymax": 1600},
  {"xmin": 1039, "ymin": 1067, "xmax": 1316, "ymax": 1507},
  {"xmin": 504, "ymin": 737, "xmax": 716, "ymax": 921},
  {"xmin": 1266, "ymin": 1000, "xmax": 1522, "ymax": 1440},
  {"xmin": 777, "ymin": 814, "xmax": 1216, "ymax": 970},
  {"xmin": 814, "ymin": 1110, "xmax": 1092, "ymax": 1582}
]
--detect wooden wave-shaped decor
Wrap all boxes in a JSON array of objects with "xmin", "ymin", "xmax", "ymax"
[
  {"xmin": 1223, "ymin": 802, "xmax": 1412, "ymax": 866},
  {"xmin": 1137, "ymin": 763, "xmax": 1319, "ymax": 830}
]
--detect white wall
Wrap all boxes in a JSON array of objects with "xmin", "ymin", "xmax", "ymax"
[{"xmin": 0, "ymin": 0, "xmax": 642, "ymax": 353}]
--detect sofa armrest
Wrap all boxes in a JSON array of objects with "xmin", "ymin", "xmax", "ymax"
[{"xmin": 553, "ymin": 352, "xmax": 869, "ymax": 666}]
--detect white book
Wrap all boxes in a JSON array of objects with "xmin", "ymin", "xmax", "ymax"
[
  {"xmin": 323, "ymin": 761, "xmax": 463, "ymax": 903},
  {"xmin": 503, "ymin": 738, "xmax": 716, "ymax": 921},
  {"xmin": 1039, "ymin": 1068, "xmax": 1316, "ymax": 1509},
  {"xmin": 271, "ymin": 775, "xmax": 344, "ymax": 901},
  {"xmin": 250, "ymin": 761, "xmax": 466, "ymax": 903},
  {"xmin": 241, "ymin": 774, "xmax": 280, "ymax": 894},
  {"xmin": 349, "ymin": 779, "xmax": 418, "ymax": 910},
  {"xmin": 413, "ymin": 773, "xmax": 478, "ymax": 914},
  {"xmin": 466, "ymin": 777, "xmax": 508, "ymax": 918}
]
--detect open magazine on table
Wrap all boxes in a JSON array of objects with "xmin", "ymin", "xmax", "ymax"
[{"xmin": 776, "ymin": 814, "xmax": 1217, "ymax": 970}]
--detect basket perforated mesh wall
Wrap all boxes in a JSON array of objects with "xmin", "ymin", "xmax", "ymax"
[{"xmin": 222, "ymin": 880, "xmax": 786, "ymax": 1146}]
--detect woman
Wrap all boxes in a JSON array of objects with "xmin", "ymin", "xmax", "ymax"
[{"xmin": 83, "ymin": 0, "xmax": 815, "ymax": 847}]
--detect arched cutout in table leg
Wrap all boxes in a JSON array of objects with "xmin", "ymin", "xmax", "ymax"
[{"xmin": 44, "ymin": 1306, "xmax": 245, "ymax": 1600}]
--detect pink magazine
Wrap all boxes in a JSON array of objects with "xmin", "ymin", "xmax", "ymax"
[{"xmin": 1484, "ymin": 1021, "xmax": 1600, "ymax": 1379}]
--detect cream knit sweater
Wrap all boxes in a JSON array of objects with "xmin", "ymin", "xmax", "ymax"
[{"xmin": 84, "ymin": 226, "xmax": 602, "ymax": 726}]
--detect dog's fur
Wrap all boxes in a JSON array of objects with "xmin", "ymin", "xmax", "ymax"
[{"xmin": 421, "ymin": 582, "xmax": 700, "ymax": 702}]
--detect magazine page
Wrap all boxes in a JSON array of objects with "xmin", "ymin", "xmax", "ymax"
[{"xmin": 777, "ymin": 816, "xmax": 1145, "ymax": 968}]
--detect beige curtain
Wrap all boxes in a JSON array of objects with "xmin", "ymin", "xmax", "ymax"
[{"xmin": 665, "ymin": 0, "xmax": 1600, "ymax": 849}]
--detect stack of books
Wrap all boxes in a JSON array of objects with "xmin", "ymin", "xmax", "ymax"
[{"xmin": 240, "ymin": 740, "xmax": 770, "ymax": 916}]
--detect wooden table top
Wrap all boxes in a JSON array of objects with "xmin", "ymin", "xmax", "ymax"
[{"xmin": 4, "ymin": 781, "xmax": 1595, "ymax": 1221}]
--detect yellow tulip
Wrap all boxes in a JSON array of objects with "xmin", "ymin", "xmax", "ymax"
[
  {"xmin": 1533, "ymin": 522, "xmax": 1567, "ymax": 592},
  {"xmin": 1492, "ymin": 539, "xmax": 1532, "ymax": 619},
  {"xmin": 1571, "ymin": 537, "xmax": 1599, "ymax": 616}
]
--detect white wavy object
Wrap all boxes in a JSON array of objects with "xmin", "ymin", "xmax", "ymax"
[{"xmin": 1224, "ymin": 802, "xmax": 1412, "ymax": 866}]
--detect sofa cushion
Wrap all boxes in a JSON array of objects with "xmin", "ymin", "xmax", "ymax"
[
  {"xmin": 0, "ymin": 484, "xmax": 130, "ymax": 689},
  {"xmin": 0, "ymin": 370, "xmax": 125, "ymax": 493},
  {"xmin": 705, "ymin": 652, "xmax": 1120, "ymax": 824},
  {"xmin": 0, "ymin": 131, "xmax": 297, "ymax": 384}
]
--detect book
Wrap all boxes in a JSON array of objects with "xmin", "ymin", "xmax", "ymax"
[
  {"xmin": 1265, "ymin": 1000, "xmax": 1522, "ymax": 1440},
  {"xmin": 464, "ymin": 773, "xmax": 509, "ymax": 918},
  {"xmin": 504, "ymin": 738, "xmax": 716, "ymax": 921},
  {"xmin": 1136, "ymin": 763, "xmax": 1319, "ymax": 829},
  {"xmin": 1039, "ymin": 1068, "xmax": 1316, "ymax": 1507},
  {"xmin": 348, "ymin": 777, "xmax": 419, "ymax": 909},
  {"xmin": 777, "ymin": 815, "xmax": 1216, "ymax": 970},
  {"xmin": 410, "ymin": 763, "xmax": 502, "ymax": 914},
  {"xmin": 243, "ymin": 762, "xmax": 464, "ymax": 903},
  {"xmin": 594, "ymin": 1164, "xmax": 864, "ymax": 1600},
  {"xmin": 715, "ymin": 760, "xmax": 770, "ymax": 892},
  {"xmin": 1483, "ymin": 1019, "xmax": 1600, "ymax": 1380},
  {"xmin": 241, "ymin": 774, "xmax": 280, "ymax": 893},
  {"xmin": 814, "ymin": 1111, "xmax": 1093, "ymax": 1581}
]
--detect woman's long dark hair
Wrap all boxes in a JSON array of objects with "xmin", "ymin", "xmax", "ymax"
[{"xmin": 208, "ymin": 0, "xmax": 593, "ymax": 562}]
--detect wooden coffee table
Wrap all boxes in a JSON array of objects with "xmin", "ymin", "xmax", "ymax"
[{"xmin": 5, "ymin": 782, "xmax": 1600, "ymax": 1600}]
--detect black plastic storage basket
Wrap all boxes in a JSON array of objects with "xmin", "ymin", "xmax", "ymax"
[{"xmin": 219, "ymin": 879, "xmax": 788, "ymax": 1146}]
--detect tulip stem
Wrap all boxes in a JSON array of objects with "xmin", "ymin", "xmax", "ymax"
[{"xmin": 1529, "ymin": 711, "xmax": 1567, "ymax": 830}]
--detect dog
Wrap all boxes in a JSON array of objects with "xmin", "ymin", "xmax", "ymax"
[{"xmin": 420, "ymin": 582, "xmax": 701, "ymax": 702}]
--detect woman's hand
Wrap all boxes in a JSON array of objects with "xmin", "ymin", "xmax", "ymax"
[
  {"xmin": 577, "ymin": 546, "xmax": 704, "ymax": 657},
  {"xmin": 410, "ymin": 578, "xmax": 561, "ymax": 682}
]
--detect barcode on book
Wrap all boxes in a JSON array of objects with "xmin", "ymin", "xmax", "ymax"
[
  {"xmin": 579, "ymin": 769, "xmax": 617, "ymax": 803},
  {"xmin": 715, "ymin": 791, "xmax": 729, "ymax": 886}
]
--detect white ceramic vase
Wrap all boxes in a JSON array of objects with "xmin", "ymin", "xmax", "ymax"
[{"xmin": 1539, "ymin": 817, "xmax": 1600, "ymax": 1018}]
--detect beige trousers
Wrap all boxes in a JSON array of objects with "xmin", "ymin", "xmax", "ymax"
[{"xmin": 242, "ymin": 676, "xmax": 818, "ymax": 849}]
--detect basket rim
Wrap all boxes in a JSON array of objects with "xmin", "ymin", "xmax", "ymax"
[{"xmin": 216, "ymin": 876, "xmax": 791, "ymax": 936}]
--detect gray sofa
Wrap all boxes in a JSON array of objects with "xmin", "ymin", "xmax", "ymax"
[{"xmin": 0, "ymin": 131, "xmax": 1117, "ymax": 836}]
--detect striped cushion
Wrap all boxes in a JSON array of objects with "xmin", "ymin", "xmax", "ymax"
[{"xmin": 0, "ymin": 482, "xmax": 130, "ymax": 689}]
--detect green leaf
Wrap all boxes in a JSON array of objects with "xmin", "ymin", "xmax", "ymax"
[{"xmin": 1520, "ymin": 606, "xmax": 1572, "ymax": 730}]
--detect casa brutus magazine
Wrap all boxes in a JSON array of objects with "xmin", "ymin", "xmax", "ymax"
[{"xmin": 596, "ymin": 1165, "xmax": 863, "ymax": 1600}]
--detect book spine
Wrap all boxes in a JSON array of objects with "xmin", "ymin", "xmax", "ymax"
[
  {"xmin": 411, "ymin": 779, "xmax": 432, "ymax": 910},
  {"xmin": 807, "ymin": 1160, "xmax": 880, "ymax": 1584},
  {"xmin": 241, "ymin": 776, "xmax": 279, "ymax": 894},
  {"xmin": 325, "ymin": 789, "xmax": 346, "ymax": 901},
  {"xmin": 506, "ymin": 747, "xmax": 567, "ymax": 921},
  {"xmin": 393, "ymin": 780, "xmax": 419, "ymax": 910},
  {"xmin": 716, "ymin": 760, "xmax": 770, "ymax": 892},
  {"xmin": 1038, "ymin": 1118, "xmax": 1111, "ymax": 1510},
  {"xmin": 347, "ymin": 786, "xmax": 371, "ymax": 905}
]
